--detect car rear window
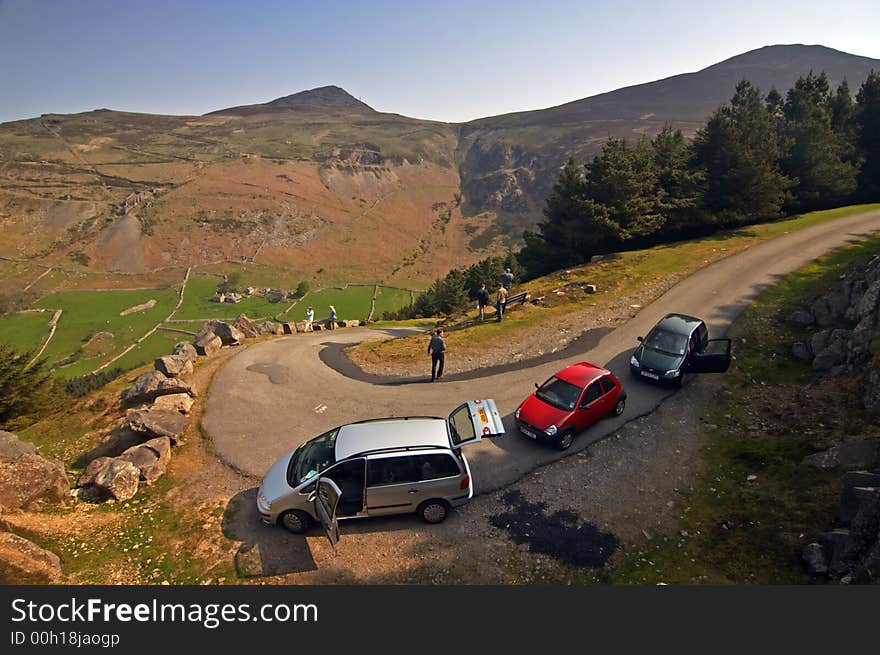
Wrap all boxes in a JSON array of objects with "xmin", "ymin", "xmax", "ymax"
[{"xmin": 367, "ymin": 454, "xmax": 460, "ymax": 486}]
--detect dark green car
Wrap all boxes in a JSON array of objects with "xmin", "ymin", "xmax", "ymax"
[{"xmin": 629, "ymin": 313, "xmax": 731, "ymax": 386}]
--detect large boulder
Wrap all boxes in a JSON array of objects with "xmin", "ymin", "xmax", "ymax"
[
  {"xmin": 788, "ymin": 310, "xmax": 815, "ymax": 326},
  {"xmin": 0, "ymin": 532, "xmax": 62, "ymax": 583},
  {"xmin": 171, "ymin": 341, "xmax": 198, "ymax": 362},
  {"xmin": 802, "ymin": 437, "xmax": 880, "ymax": 471},
  {"xmin": 154, "ymin": 355, "xmax": 193, "ymax": 378},
  {"xmin": 124, "ymin": 408, "xmax": 188, "ymax": 444},
  {"xmin": 0, "ymin": 433, "xmax": 68, "ymax": 510},
  {"xmin": 233, "ymin": 314, "xmax": 259, "ymax": 339},
  {"xmin": 791, "ymin": 342, "xmax": 811, "ymax": 361},
  {"xmin": 117, "ymin": 437, "xmax": 171, "ymax": 485},
  {"xmin": 813, "ymin": 342, "xmax": 846, "ymax": 371},
  {"xmin": 123, "ymin": 371, "xmax": 196, "ymax": 404},
  {"xmin": 194, "ymin": 332, "xmax": 222, "ymax": 356},
  {"xmin": 89, "ymin": 459, "xmax": 140, "ymax": 502},
  {"xmin": 257, "ymin": 321, "xmax": 284, "ymax": 336},
  {"xmin": 77, "ymin": 456, "xmax": 114, "ymax": 487},
  {"xmin": 151, "ymin": 393, "xmax": 194, "ymax": 415},
  {"xmin": 809, "ymin": 329, "xmax": 832, "ymax": 357},
  {"xmin": 201, "ymin": 320, "xmax": 244, "ymax": 346}
]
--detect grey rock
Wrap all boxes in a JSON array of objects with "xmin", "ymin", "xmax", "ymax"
[
  {"xmin": 0, "ymin": 453, "xmax": 69, "ymax": 510},
  {"xmin": 826, "ymin": 291, "xmax": 850, "ymax": 321},
  {"xmin": 0, "ymin": 532, "xmax": 62, "ymax": 583},
  {"xmin": 201, "ymin": 320, "xmax": 244, "ymax": 346},
  {"xmin": 194, "ymin": 332, "xmax": 222, "ymax": 356},
  {"xmin": 813, "ymin": 343, "xmax": 845, "ymax": 370},
  {"xmin": 117, "ymin": 437, "xmax": 171, "ymax": 485},
  {"xmin": 0, "ymin": 431, "xmax": 39, "ymax": 462},
  {"xmin": 810, "ymin": 329, "xmax": 832, "ymax": 356},
  {"xmin": 124, "ymin": 408, "xmax": 188, "ymax": 444},
  {"xmin": 802, "ymin": 542, "xmax": 828, "ymax": 575},
  {"xmin": 171, "ymin": 342, "xmax": 197, "ymax": 362},
  {"xmin": 811, "ymin": 297, "xmax": 835, "ymax": 328},
  {"xmin": 856, "ymin": 280, "xmax": 880, "ymax": 320},
  {"xmin": 791, "ymin": 341, "xmax": 812, "ymax": 361},
  {"xmin": 233, "ymin": 314, "xmax": 259, "ymax": 339},
  {"xmin": 819, "ymin": 529, "xmax": 861, "ymax": 576},
  {"xmin": 802, "ymin": 437, "xmax": 880, "ymax": 471},
  {"xmin": 788, "ymin": 310, "xmax": 815, "ymax": 326},
  {"xmin": 257, "ymin": 321, "xmax": 284, "ymax": 336},
  {"xmin": 90, "ymin": 459, "xmax": 140, "ymax": 502},
  {"xmin": 123, "ymin": 371, "xmax": 196, "ymax": 404},
  {"xmin": 154, "ymin": 355, "xmax": 193, "ymax": 378},
  {"xmin": 151, "ymin": 393, "xmax": 194, "ymax": 415}
]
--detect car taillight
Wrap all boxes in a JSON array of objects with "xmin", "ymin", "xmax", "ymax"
[{"xmin": 460, "ymin": 474, "xmax": 470, "ymax": 491}]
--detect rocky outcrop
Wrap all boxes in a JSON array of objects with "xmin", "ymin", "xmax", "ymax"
[
  {"xmin": 802, "ymin": 438, "xmax": 880, "ymax": 471},
  {"xmin": 0, "ymin": 532, "xmax": 62, "ymax": 583},
  {"xmin": 151, "ymin": 393, "xmax": 193, "ymax": 415},
  {"xmin": 200, "ymin": 320, "xmax": 244, "ymax": 346},
  {"xmin": 172, "ymin": 341, "xmax": 198, "ymax": 362},
  {"xmin": 117, "ymin": 437, "xmax": 171, "ymax": 485},
  {"xmin": 82, "ymin": 458, "xmax": 140, "ymax": 502},
  {"xmin": 154, "ymin": 355, "xmax": 193, "ymax": 378},
  {"xmin": 257, "ymin": 321, "xmax": 284, "ymax": 336},
  {"xmin": 787, "ymin": 253, "xmax": 880, "ymax": 412},
  {"xmin": 233, "ymin": 314, "xmax": 259, "ymax": 339},
  {"xmin": 124, "ymin": 408, "xmax": 188, "ymax": 444},
  {"xmin": 123, "ymin": 371, "xmax": 196, "ymax": 404},
  {"xmin": 0, "ymin": 432, "xmax": 68, "ymax": 510},
  {"xmin": 194, "ymin": 332, "xmax": 222, "ymax": 356}
]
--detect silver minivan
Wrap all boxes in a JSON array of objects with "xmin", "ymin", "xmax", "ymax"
[{"xmin": 257, "ymin": 400, "xmax": 504, "ymax": 543}]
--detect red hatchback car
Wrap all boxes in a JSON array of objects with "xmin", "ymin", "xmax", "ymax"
[{"xmin": 514, "ymin": 362, "xmax": 626, "ymax": 451}]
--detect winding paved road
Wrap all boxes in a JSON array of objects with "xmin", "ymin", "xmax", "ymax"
[{"xmin": 204, "ymin": 210, "xmax": 879, "ymax": 491}]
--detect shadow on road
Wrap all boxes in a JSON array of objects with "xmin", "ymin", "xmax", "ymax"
[{"xmin": 222, "ymin": 488, "xmax": 318, "ymax": 578}]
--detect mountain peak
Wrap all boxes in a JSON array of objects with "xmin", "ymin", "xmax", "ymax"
[{"xmin": 208, "ymin": 85, "xmax": 373, "ymax": 116}]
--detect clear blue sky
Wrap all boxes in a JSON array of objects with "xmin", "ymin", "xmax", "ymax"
[{"xmin": 1, "ymin": 0, "xmax": 878, "ymax": 124}]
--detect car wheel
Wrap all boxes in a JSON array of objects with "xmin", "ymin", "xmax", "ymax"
[
  {"xmin": 555, "ymin": 429, "xmax": 575, "ymax": 451},
  {"xmin": 613, "ymin": 397, "xmax": 626, "ymax": 416},
  {"xmin": 279, "ymin": 510, "xmax": 311, "ymax": 534},
  {"xmin": 417, "ymin": 499, "xmax": 450, "ymax": 524}
]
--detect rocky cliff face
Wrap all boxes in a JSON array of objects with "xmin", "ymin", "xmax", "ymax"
[
  {"xmin": 791, "ymin": 251, "xmax": 880, "ymax": 582},
  {"xmin": 789, "ymin": 252, "xmax": 880, "ymax": 412}
]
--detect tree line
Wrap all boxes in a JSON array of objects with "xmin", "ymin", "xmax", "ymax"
[{"xmin": 399, "ymin": 71, "xmax": 880, "ymax": 316}]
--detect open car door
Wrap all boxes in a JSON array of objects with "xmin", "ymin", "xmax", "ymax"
[
  {"xmin": 685, "ymin": 338, "xmax": 732, "ymax": 373},
  {"xmin": 311, "ymin": 477, "xmax": 342, "ymax": 548},
  {"xmin": 447, "ymin": 399, "xmax": 505, "ymax": 448}
]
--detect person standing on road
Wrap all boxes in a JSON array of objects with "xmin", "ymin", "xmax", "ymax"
[
  {"xmin": 427, "ymin": 328, "xmax": 446, "ymax": 382},
  {"xmin": 495, "ymin": 284, "xmax": 508, "ymax": 322},
  {"xmin": 476, "ymin": 283, "xmax": 490, "ymax": 321},
  {"xmin": 328, "ymin": 305, "xmax": 337, "ymax": 330},
  {"xmin": 304, "ymin": 306, "xmax": 314, "ymax": 332}
]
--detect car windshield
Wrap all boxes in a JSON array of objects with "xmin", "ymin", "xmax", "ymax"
[
  {"xmin": 288, "ymin": 429, "xmax": 338, "ymax": 486},
  {"xmin": 535, "ymin": 376, "xmax": 583, "ymax": 411},
  {"xmin": 644, "ymin": 328, "xmax": 688, "ymax": 356}
]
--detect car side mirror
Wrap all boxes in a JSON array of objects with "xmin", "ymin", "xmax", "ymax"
[
  {"xmin": 534, "ymin": 382, "xmax": 539, "ymax": 389},
  {"xmin": 637, "ymin": 336, "xmax": 644, "ymax": 342}
]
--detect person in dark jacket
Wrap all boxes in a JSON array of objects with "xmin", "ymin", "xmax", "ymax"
[
  {"xmin": 427, "ymin": 328, "xmax": 446, "ymax": 382},
  {"xmin": 476, "ymin": 283, "xmax": 490, "ymax": 321}
]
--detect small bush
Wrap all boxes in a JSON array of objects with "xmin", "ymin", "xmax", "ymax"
[{"xmin": 63, "ymin": 367, "xmax": 124, "ymax": 398}]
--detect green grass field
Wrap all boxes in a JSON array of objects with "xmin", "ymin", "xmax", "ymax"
[
  {"xmin": 290, "ymin": 285, "xmax": 376, "ymax": 321},
  {"xmin": 374, "ymin": 286, "xmax": 415, "ymax": 317},
  {"xmin": 173, "ymin": 274, "xmax": 284, "ymax": 321},
  {"xmin": 31, "ymin": 288, "xmax": 179, "ymax": 377},
  {"xmin": 109, "ymin": 329, "xmax": 186, "ymax": 373},
  {"xmin": 0, "ymin": 311, "xmax": 53, "ymax": 354}
]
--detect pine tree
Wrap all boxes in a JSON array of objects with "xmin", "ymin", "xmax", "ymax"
[
  {"xmin": 692, "ymin": 80, "xmax": 792, "ymax": 224},
  {"xmin": 652, "ymin": 125, "xmax": 704, "ymax": 238},
  {"xmin": 856, "ymin": 71, "xmax": 880, "ymax": 199},
  {"xmin": 0, "ymin": 345, "xmax": 58, "ymax": 430},
  {"xmin": 782, "ymin": 72, "xmax": 858, "ymax": 211}
]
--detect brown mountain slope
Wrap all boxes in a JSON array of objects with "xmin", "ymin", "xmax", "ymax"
[
  {"xmin": 458, "ymin": 44, "xmax": 880, "ymax": 232},
  {"xmin": 1, "ymin": 44, "xmax": 877, "ymax": 285}
]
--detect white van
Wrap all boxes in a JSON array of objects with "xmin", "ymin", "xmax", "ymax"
[{"xmin": 257, "ymin": 400, "xmax": 505, "ymax": 544}]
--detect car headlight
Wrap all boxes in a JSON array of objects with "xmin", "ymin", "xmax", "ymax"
[
  {"xmin": 515, "ymin": 406, "xmax": 521, "ymax": 419},
  {"xmin": 664, "ymin": 369, "xmax": 680, "ymax": 377},
  {"xmin": 630, "ymin": 356, "xmax": 640, "ymax": 367},
  {"xmin": 257, "ymin": 490, "xmax": 270, "ymax": 509},
  {"xmin": 546, "ymin": 425, "xmax": 558, "ymax": 436}
]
